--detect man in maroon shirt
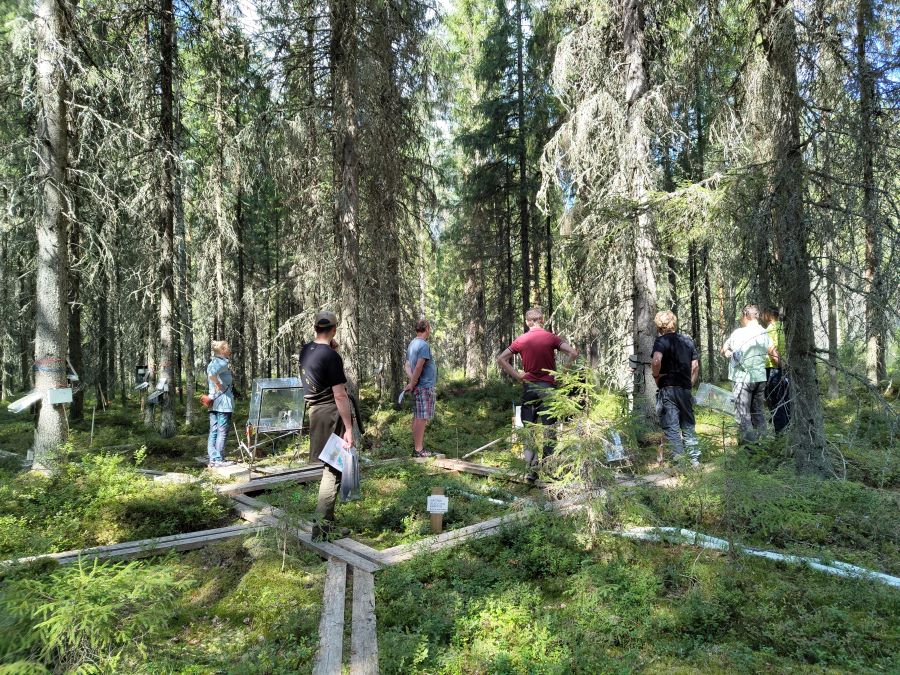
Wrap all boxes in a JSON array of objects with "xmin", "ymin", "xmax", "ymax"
[{"xmin": 497, "ymin": 308, "xmax": 578, "ymax": 477}]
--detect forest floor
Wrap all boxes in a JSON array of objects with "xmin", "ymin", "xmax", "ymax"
[{"xmin": 0, "ymin": 375, "xmax": 897, "ymax": 673}]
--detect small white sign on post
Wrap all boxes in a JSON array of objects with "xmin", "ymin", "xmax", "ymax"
[
  {"xmin": 47, "ymin": 388, "xmax": 73, "ymax": 405},
  {"xmin": 426, "ymin": 494, "xmax": 449, "ymax": 514}
]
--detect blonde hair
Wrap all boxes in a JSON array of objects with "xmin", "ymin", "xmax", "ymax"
[
  {"xmin": 654, "ymin": 310, "xmax": 677, "ymax": 334},
  {"xmin": 525, "ymin": 307, "xmax": 544, "ymax": 324},
  {"xmin": 212, "ymin": 340, "xmax": 230, "ymax": 355}
]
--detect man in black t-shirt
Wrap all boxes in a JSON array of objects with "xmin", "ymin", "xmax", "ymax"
[
  {"xmin": 300, "ymin": 311, "xmax": 354, "ymax": 540},
  {"xmin": 651, "ymin": 310, "xmax": 700, "ymax": 466}
]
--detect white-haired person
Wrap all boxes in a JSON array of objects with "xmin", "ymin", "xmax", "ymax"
[
  {"xmin": 206, "ymin": 340, "xmax": 235, "ymax": 467},
  {"xmin": 651, "ymin": 310, "xmax": 700, "ymax": 466}
]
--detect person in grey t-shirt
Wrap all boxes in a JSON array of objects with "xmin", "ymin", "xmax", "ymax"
[{"xmin": 404, "ymin": 319, "xmax": 437, "ymax": 457}]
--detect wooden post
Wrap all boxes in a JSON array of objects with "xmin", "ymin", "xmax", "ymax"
[{"xmin": 430, "ymin": 486, "xmax": 444, "ymax": 534}]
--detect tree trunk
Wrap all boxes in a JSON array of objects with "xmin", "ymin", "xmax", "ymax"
[
  {"xmin": 826, "ymin": 248, "xmax": 839, "ymax": 398},
  {"xmin": 157, "ymin": 0, "xmax": 177, "ymax": 438},
  {"xmin": 0, "ymin": 237, "xmax": 8, "ymax": 400},
  {"xmin": 330, "ymin": 0, "xmax": 360, "ymax": 391},
  {"xmin": 67, "ymin": 185, "xmax": 83, "ymax": 421},
  {"xmin": 143, "ymin": 305, "xmax": 158, "ymax": 426},
  {"xmin": 175, "ymin": 107, "xmax": 195, "ymax": 424},
  {"xmin": 702, "ymin": 245, "xmax": 715, "ymax": 381},
  {"xmin": 623, "ymin": 0, "xmax": 658, "ymax": 415},
  {"xmin": 464, "ymin": 255, "xmax": 487, "ymax": 381},
  {"xmin": 234, "ymin": 97, "xmax": 247, "ymax": 392},
  {"xmin": 33, "ymin": 0, "xmax": 71, "ymax": 466},
  {"xmin": 545, "ymin": 214, "xmax": 553, "ymax": 321},
  {"xmin": 688, "ymin": 243, "xmax": 699, "ymax": 340},
  {"xmin": 856, "ymin": 0, "xmax": 884, "ymax": 385},
  {"xmin": 96, "ymin": 264, "xmax": 109, "ymax": 407},
  {"xmin": 17, "ymin": 270, "xmax": 32, "ymax": 392},
  {"xmin": 515, "ymin": 0, "xmax": 530, "ymax": 321},
  {"xmin": 762, "ymin": 0, "xmax": 829, "ymax": 475},
  {"xmin": 212, "ymin": 0, "xmax": 227, "ymax": 343}
]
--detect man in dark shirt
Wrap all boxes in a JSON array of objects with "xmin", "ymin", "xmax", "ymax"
[
  {"xmin": 497, "ymin": 307, "xmax": 578, "ymax": 477},
  {"xmin": 299, "ymin": 311, "xmax": 354, "ymax": 540},
  {"xmin": 651, "ymin": 310, "xmax": 700, "ymax": 466}
]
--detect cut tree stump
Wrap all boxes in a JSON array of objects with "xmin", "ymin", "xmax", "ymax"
[{"xmin": 313, "ymin": 559, "xmax": 347, "ymax": 675}]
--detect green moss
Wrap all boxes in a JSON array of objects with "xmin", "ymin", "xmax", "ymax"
[
  {"xmin": 376, "ymin": 515, "xmax": 900, "ymax": 674},
  {"xmin": 0, "ymin": 451, "xmax": 231, "ymax": 558}
]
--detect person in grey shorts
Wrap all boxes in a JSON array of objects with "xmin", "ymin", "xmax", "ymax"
[
  {"xmin": 721, "ymin": 304, "xmax": 780, "ymax": 443},
  {"xmin": 651, "ymin": 311, "xmax": 700, "ymax": 466},
  {"xmin": 299, "ymin": 311, "xmax": 354, "ymax": 541}
]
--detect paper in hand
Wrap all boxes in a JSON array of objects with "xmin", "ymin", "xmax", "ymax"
[{"xmin": 319, "ymin": 433, "xmax": 347, "ymax": 471}]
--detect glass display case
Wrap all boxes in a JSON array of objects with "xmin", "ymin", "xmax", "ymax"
[
  {"xmin": 247, "ymin": 377, "xmax": 305, "ymax": 432},
  {"xmin": 694, "ymin": 382, "xmax": 736, "ymax": 415}
]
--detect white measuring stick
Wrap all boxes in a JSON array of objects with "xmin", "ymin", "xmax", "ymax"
[{"xmin": 461, "ymin": 436, "xmax": 504, "ymax": 460}]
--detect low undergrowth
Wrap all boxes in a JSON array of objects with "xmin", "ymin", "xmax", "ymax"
[
  {"xmin": 361, "ymin": 377, "xmax": 519, "ymax": 459},
  {"xmin": 0, "ymin": 450, "xmax": 230, "ymax": 559},
  {"xmin": 259, "ymin": 460, "xmax": 533, "ymax": 547},
  {"xmin": 0, "ymin": 536, "xmax": 325, "ymax": 674},
  {"xmin": 377, "ymin": 511, "xmax": 900, "ymax": 673}
]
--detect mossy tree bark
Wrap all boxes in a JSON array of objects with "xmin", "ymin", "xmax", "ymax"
[
  {"xmin": 760, "ymin": 0, "xmax": 829, "ymax": 475},
  {"xmin": 331, "ymin": 0, "xmax": 360, "ymax": 392},
  {"xmin": 33, "ymin": 0, "xmax": 72, "ymax": 467},
  {"xmin": 856, "ymin": 0, "xmax": 885, "ymax": 386},
  {"xmin": 623, "ymin": 0, "xmax": 658, "ymax": 416},
  {"xmin": 158, "ymin": 0, "xmax": 177, "ymax": 438}
]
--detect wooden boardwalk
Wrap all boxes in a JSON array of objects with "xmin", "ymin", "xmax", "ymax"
[{"xmin": 3, "ymin": 451, "xmax": 687, "ymax": 674}]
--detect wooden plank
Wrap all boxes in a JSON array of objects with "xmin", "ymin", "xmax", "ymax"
[
  {"xmin": 431, "ymin": 457, "xmax": 546, "ymax": 487},
  {"xmin": 1, "ymin": 524, "xmax": 261, "ymax": 567},
  {"xmin": 230, "ymin": 494, "xmax": 313, "ymax": 530},
  {"xmin": 379, "ymin": 510, "xmax": 531, "ymax": 564},
  {"xmin": 230, "ymin": 500, "xmax": 382, "ymax": 573},
  {"xmin": 294, "ymin": 532, "xmax": 383, "ymax": 574},
  {"xmin": 256, "ymin": 462, "xmax": 323, "ymax": 476},
  {"xmin": 350, "ymin": 569, "xmax": 378, "ymax": 675},
  {"xmin": 217, "ymin": 467, "xmax": 324, "ymax": 496},
  {"xmin": 313, "ymin": 559, "xmax": 347, "ymax": 675},
  {"xmin": 332, "ymin": 538, "xmax": 384, "ymax": 565},
  {"xmin": 378, "ymin": 493, "xmax": 590, "ymax": 565}
]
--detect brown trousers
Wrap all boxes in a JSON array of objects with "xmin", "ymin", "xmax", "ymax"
[{"xmin": 308, "ymin": 401, "xmax": 346, "ymax": 523}]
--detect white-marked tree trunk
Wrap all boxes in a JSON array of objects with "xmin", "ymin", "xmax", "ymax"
[{"xmin": 33, "ymin": 0, "xmax": 71, "ymax": 467}]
